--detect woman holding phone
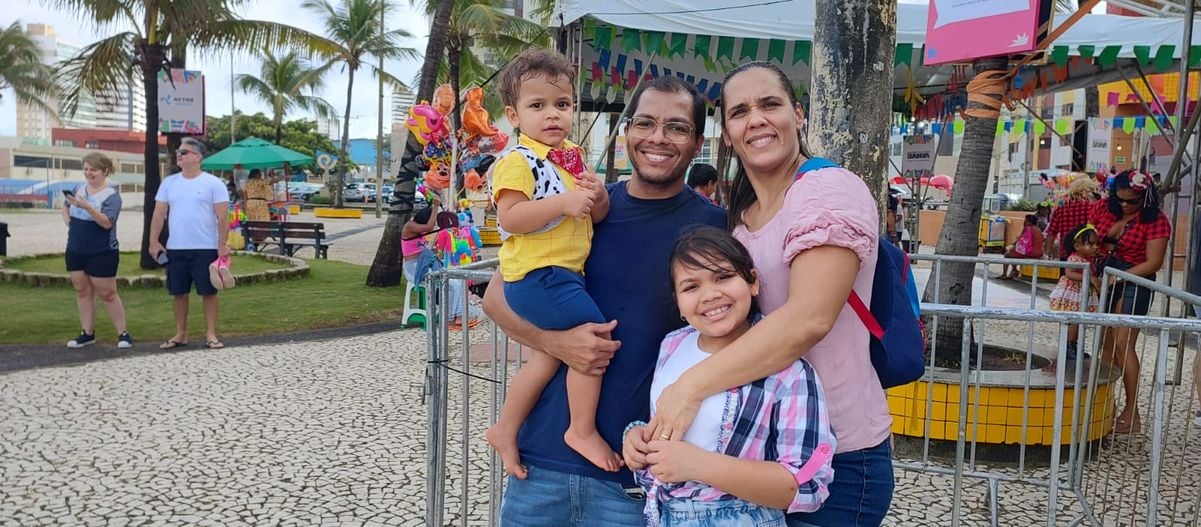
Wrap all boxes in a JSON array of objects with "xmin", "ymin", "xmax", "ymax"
[{"xmin": 61, "ymin": 152, "xmax": 132, "ymax": 349}]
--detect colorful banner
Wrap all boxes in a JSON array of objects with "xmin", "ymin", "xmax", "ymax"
[
  {"xmin": 925, "ymin": 0, "xmax": 1047, "ymax": 66},
  {"xmin": 901, "ymin": 134, "xmax": 937, "ymax": 181},
  {"xmin": 1086, "ymin": 118, "xmax": 1112, "ymax": 173},
  {"xmin": 157, "ymin": 69, "xmax": 205, "ymax": 134}
]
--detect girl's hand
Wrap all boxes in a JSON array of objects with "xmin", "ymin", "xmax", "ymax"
[
  {"xmin": 645, "ymin": 440, "xmax": 708, "ymax": 484},
  {"xmin": 622, "ymin": 425, "xmax": 653, "ymax": 470},
  {"xmin": 647, "ymin": 381, "xmax": 701, "ymax": 441}
]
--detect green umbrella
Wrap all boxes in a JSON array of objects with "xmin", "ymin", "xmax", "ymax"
[{"xmin": 201, "ymin": 137, "xmax": 314, "ymax": 171}]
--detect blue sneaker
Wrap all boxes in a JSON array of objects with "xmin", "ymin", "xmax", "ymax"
[
  {"xmin": 117, "ymin": 332, "xmax": 133, "ymax": 349},
  {"xmin": 67, "ymin": 331, "xmax": 95, "ymax": 348}
]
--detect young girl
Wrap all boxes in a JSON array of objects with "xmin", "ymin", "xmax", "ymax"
[
  {"xmin": 1048, "ymin": 223, "xmax": 1101, "ymax": 363},
  {"xmin": 623, "ymin": 227, "xmax": 835, "ymax": 526},
  {"xmin": 1001, "ymin": 214, "xmax": 1046, "ymax": 279}
]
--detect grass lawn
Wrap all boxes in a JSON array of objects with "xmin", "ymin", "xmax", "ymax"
[
  {"xmin": 0, "ymin": 258, "xmax": 403, "ymax": 345},
  {"xmin": 5, "ymin": 252, "xmax": 287, "ymax": 277}
]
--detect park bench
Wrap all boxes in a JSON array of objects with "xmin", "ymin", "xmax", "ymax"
[{"xmin": 242, "ymin": 221, "xmax": 331, "ymax": 259}]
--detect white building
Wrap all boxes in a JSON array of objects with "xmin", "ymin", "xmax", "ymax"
[
  {"xmin": 93, "ymin": 77, "xmax": 148, "ymax": 132},
  {"xmin": 390, "ymin": 85, "xmax": 416, "ymax": 126},
  {"xmin": 316, "ymin": 114, "xmax": 341, "ymax": 141}
]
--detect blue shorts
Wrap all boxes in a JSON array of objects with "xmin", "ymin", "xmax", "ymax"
[
  {"xmin": 659, "ymin": 498, "xmax": 785, "ymax": 526},
  {"xmin": 504, "ymin": 266, "xmax": 605, "ymax": 330},
  {"xmin": 65, "ymin": 250, "xmax": 119, "ymax": 278},
  {"xmin": 500, "ymin": 464, "xmax": 644, "ymax": 526},
  {"xmin": 165, "ymin": 249, "xmax": 219, "ymax": 296}
]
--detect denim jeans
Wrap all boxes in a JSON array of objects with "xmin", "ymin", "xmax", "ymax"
[
  {"xmin": 499, "ymin": 465, "xmax": 645, "ymax": 526},
  {"xmin": 403, "ymin": 258, "xmax": 463, "ymax": 319},
  {"xmin": 659, "ymin": 498, "xmax": 785, "ymax": 526},
  {"xmin": 786, "ymin": 439, "xmax": 894, "ymax": 527}
]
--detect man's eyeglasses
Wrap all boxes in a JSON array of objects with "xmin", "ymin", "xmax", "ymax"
[
  {"xmin": 626, "ymin": 117, "xmax": 694, "ymax": 144},
  {"xmin": 176, "ymin": 149, "xmax": 196, "ymax": 157}
]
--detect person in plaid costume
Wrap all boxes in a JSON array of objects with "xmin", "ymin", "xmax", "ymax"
[
  {"xmin": 1089, "ymin": 170, "xmax": 1172, "ymax": 434},
  {"xmin": 1044, "ymin": 176, "xmax": 1099, "ymax": 258}
]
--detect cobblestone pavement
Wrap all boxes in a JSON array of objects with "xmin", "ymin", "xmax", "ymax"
[{"xmin": 0, "ymin": 332, "xmax": 430, "ymax": 526}]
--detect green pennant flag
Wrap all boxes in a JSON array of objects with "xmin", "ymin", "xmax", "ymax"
[
  {"xmin": 595, "ymin": 25, "xmax": 613, "ymax": 50},
  {"xmin": 669, "ymin": 33, "xmax": 688, "ymax": 58},
  {"xmin": 1146, "ymin": 118, "xmax": 1159, "ymax": 135},
  {"xmin": 895, "ymin": 43, "xmax": 914, "ymax": 66},
  {"xmin": 1122, "ymin": 118, "xmax": 1136, "ymax": 134},
  {"xmin": 1014, "ymin": 120, "xmax": 1027, "ymax": 136},
  {"xmin": 1154, "ymin": 45, "xmax": 1175, "ymax": 71},
  {"xmin": 1034, "ymin": 120, "xmax": 1046, "ymax": 135},
  {"xmin": 1077, "ymin": 45, "xmax": 1095, "ymax": 59},
  {"xmin": 717, "ymin": 36, "xmax": 735, "ymax": 62},
  {"xmin": 645, "ymin": 31, "xmax": 666, "ymax": 56},
  {"xmin": 622, "ymin": 29, "xmax": 641, "ymax": 53},
  {"xmin": 767, "ymin": 39, "xmax": 786, "ymax": 64},
  {"xmin": 693, "ymin": 35, "xmax": 712, "ymax": 58},
  {"xmin": 1191, "ymin": 46, "xmax": 1201, "ymax": 68},
  {"xmin": 996, "ymin": 120, "xmax": 1004, "ymax": 136},
  {"xmin": 1133, "ymin": 46, "xmax": 1152, "ymax": 68},
  {"xmin": 740, "ymin": 38, "xmax": 761, "ymax": 61},
  {"xmin": 584, "ymin": 18, "xmax": 596, "ymax": 44},
  {"xmin": 953, "ymin": 118, "xmax": 965, "ymax": 135},
  {"xmin": 1098, "ymin": 46, "xmax": 1121, "ymax": 68},
  {"xmin": 1055, "ymin": 118, "xmax": 1070, "ymax": 135},
  {"xmin": 1051, "ymin": 46, "xmax": 1069, "ymax": 67},
  {"xmin": 793, "ymin": 41, "xmax": 812, "ymax": 65},
  {"xmin": 702, "ymin": 55, "xmax": 718, "ymax": 73},
  {"xmin": 1170, "ymin": 115, "xmax": 1180, "ymax": 128}
]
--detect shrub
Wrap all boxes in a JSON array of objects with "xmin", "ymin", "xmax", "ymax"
[
  {"xmin": 309, "ymin": 195, "xmax": 332, "ymax": 205},
  {"xmin": 1006, "ymin": 199, "xmax": 1039, "ymax": 212}
]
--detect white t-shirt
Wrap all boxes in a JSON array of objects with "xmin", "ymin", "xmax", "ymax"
[
  {"xmin": 648, "ymin": 330, "xmax": 727, "ymax": 451},
  {"xmin": 155, "ymin": 171, "xmax": 230, "ymax": 250}
]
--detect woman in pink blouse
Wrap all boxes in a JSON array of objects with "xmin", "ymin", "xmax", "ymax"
[{"xmin": 647, "ymin": 62, "xmax": 894, "ymax": 526}]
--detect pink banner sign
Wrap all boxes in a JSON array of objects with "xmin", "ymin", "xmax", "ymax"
[{"xmin": 925, "ymin": 0, "xmax": 1044, "ymax": 66}]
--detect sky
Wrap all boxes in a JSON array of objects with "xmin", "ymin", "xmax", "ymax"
[{"xmin": 0, "ymin": 0, "xmax": 431, "ymax": 139}]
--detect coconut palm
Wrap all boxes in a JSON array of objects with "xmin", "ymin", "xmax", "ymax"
[
  {"xmin": 235, "ymin": 49, "xmax": 338, "ymax": 144},
  {"xmin": 303, "ymin": 0, "xmax": 417, "ymax": 208},
  {"xmin": 0, "ymin": 21, "xmax": 57, "ymax": 116},
  {"xmin": 48, "ymin": 0, "xmax": 340, "ymax": 269}
]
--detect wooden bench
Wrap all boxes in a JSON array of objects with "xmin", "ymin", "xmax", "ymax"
[{"xmin": 243, "ymin": 221, "xmax": 331, "ymax": 259}]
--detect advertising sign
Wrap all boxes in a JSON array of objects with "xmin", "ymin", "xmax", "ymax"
[
  {"xmin": 901, "ymin": 134, "xmax": 938, "ymax": 180},
  {"xmin": 157, "ymin": 69, "xmax": 205, "ymax": 134},
  {"xmin": 925, "ymin": 0, "xmax": 1048, "ymax": 65},
  {"xmin": 1086, "ymin": 118, "xmax": 1112, "ymax": 173}
]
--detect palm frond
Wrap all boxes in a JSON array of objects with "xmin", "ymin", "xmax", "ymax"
[
  {"xmin": 185, "ymin": 19, "xmax": 344, "ymax": 61},
  {"xmin": 54, "ymin": 33, "xmax": 136, "ymax": 118},
  {"xmin": 0, "ymin": 21, "xmax": 59, "ymax": 114},
  {"xmin": 38, "ymin": 0, "xmax": 139, "ymax": 34}
]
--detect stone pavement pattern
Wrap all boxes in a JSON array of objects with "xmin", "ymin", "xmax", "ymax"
[{"xmin": 0, "ymin": 332, "xmax": 430, "ymax": 526}]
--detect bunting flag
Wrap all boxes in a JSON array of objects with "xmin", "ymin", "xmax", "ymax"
[
  {"xmin": 1034, "ymin": 120, "xmax": 1046, "ymax": 136},
  {"xmin": 1054, "ymin": 118, "xmax": 1070, "ymax": 135}
]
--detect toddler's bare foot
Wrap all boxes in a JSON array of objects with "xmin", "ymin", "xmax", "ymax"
[
  {"xmin": 486, "ymin": 424, "xmax": 527, "ymax": 479},
  {"xmin": 564, "ymin": 428, "xmax": 623, "ymax": 472}
]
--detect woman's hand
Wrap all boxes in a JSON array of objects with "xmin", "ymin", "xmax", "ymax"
[
  {"xmin": 647, "ymin": 380, "xmax": 702, "ymax": 442},
  {"xmin": 645, "ymin": 439, "xmax": 709, "ymax": 484},
  {"xmin": 622, "ymin": 425, "xmax": 653, "ymax": 470}
]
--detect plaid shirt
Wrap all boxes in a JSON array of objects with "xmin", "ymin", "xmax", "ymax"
[
  {"xmin": 636, "ymin": 327, "xmax": 836, "ymax": 524},
  {"xmin": 1046, "ymin": 198, "xmax": 1094, "ymax": 242},
  {"xmin": 1089, "ymin": 199, "xmax": 1172, "ymax": 266}
]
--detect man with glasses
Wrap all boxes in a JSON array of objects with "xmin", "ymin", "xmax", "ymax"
[
  {"xmin": 483, "ymin": 76, "xmax": 726, "ymax": 525},
  {"xmin": 149, "ymin": 138, "xmax": 231, "ymax": 350}
]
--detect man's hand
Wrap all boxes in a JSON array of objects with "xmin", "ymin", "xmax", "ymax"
[
  {"xmin": 218, "ymin": 244, "xmax": 231, "ymax": 258},
  {"xmin": 539, "ymin": 320, "xmax": 620, "ymax": 376},
  {"xmin": 622, "ymin": 425, "xmax": 653, "ymax": 471},
  {"xmin": 149, "ymin": 241, "xmax": 166, "ymax": 259},
  {"xmin": 560, "ymin": 190, "xmax": 594, "ymax": 219},
  {"xmin": 646, "ymin": 440, "xmax": 709, "ymax": 484}
]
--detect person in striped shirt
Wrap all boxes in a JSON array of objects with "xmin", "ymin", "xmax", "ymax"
[{"xmin": 624, "ymin": 227, "xmax": 835, "ymax": 526}]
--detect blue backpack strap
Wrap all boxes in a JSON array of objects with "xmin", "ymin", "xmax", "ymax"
[{"xmin": 795, "ymin": 157, "xmax": 840, "ymax": 178}]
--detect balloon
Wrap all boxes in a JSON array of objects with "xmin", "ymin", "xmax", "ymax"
[
  {"xmin": 407, "ymin": 103, "xmax": 449, "ymax": 146},
  {"xmin": 461, "ymin": 86, "xmax": 499, "ymax": 139},
  {"xmin": 433, "ymin": 84, "xmax": 455, "ymax": 117}
]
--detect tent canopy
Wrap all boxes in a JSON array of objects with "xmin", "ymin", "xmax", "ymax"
[
  {"xmin": 560, "ymin": 1, "xmax": 1201, "ymax": 117},
  {"xmin": 201, "ymin": 137, "xmax": 314, "ymax": 171}
]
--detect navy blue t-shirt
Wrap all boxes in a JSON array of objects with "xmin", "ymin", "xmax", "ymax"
[{"xmin": 517, "ymin": 182, "xmax": 727, "ymax": 483}]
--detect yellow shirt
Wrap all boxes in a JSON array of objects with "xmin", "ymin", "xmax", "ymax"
[{"xmin": 491, "ymin": 134, "xmax": 593, "ymax": 282}]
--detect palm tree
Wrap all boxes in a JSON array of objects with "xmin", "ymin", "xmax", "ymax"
[
  {"xmin": 303, "ymin": 0, "xmax": 417, "ymax": 208},
  {"xmin": 234, "ymin": 49, "xmax": 338, "ymax": 144},
  {"xmin": 49, "ymin": 0, "xmax": 340, "ymax": 269},
  {"xmin": 0, "ymin": 21, "xmax": 57, "ymax": 116},
  {"xmin": 364, "ymin": 0, "xmax": 547, "ymax": 287}
]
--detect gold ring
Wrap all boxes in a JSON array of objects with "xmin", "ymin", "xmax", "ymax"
[{"xmin": 659, "ymin": 434, "xmax": 670, "ymax": 440}]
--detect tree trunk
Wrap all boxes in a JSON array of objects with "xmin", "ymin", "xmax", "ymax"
[
  {"xmin": 809, "ymin": 0, "xmax": 897, "ymax": 220},
  {"xmin": 336, "ymin": 67, "xmax": 356, "ymax": 208},
  {"xmin": 138, "ymin": 42, "xmax": 166, "ymax": 269},
  {"xmin": 366, "ymin": 0, "xmax": 454, "ymax": 287},
  {"xmin": 274, "ymin": 113, "xmax": 284, "ymax": 144},
  {"xmin": 605, "ymin": 113, "xmax": 619, "ymax": 184},
  {"xmin": 923, "ymin": 56, "xmax": 1010, "ymax": 362}
]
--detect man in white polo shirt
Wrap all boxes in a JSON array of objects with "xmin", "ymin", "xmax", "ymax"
[{"xmin": 149, "ymin": 137, "xmax": 231, "ymax": 350}]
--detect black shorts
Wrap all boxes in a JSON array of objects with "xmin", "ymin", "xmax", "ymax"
[
  {"xmin": 1108, "ymin": 281, "xmax": 1155, "ymax": 316},
  {"xmin": 165, "ymin": 249, "xmax": 219, "ymax": 296},
  {"xmin": 65, "ymin": 250, "xmax": 119, "ymax": 278}
]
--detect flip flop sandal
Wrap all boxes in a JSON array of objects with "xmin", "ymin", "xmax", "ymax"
[
  {"xmin": 159, "ymin": 340, "xmax": 187, "ymax": 350},
  {"xmin": 205, "ymin": 340, "xmax": 225, "ymax": 349},
  {"xmin": 208, "ymin": 260, "xmax": 224, "ymax": 290},
  {"xmin": 216, "ymin": 255, "xmax": 236, "ymax": 290}
]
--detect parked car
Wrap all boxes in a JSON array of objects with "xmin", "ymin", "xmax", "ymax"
[
  {"xmin": 287, "ymin": 182, "xmax": 323, "ymax": 202},
  {"xmin": 344, "ymin": 182, "xmax": 377, "ymax": 202},
  {"xmin": 381, "ymin": 185, "xmax": 394, "ymax": 203}
]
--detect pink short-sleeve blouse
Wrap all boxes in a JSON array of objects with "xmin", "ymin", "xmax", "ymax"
[{"xmin": 732, "ymin": 166, "xmax": 893, "ymax": 453}]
